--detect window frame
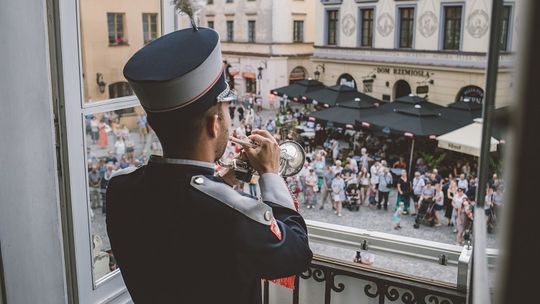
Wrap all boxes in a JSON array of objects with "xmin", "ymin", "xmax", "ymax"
[
  {"xmin": 293, "ymin": 20, "xmax": 305, "ymax": 43},
  {"xmin": 395, "ymin": 5, "xmax": 416, "ymax": 49},
  {"xmin": 325, "ymin": 9, "xmax": 340, "ymax": 46},
  {"xmin": 207, "ymin": 20, "xmax": 214, "ymax": 29},
  {"xmin": 226, "ymin": 20, "xmax": 234, "ymax": 42},
  {"xmin": 142, "ymin": 13, "xmax": 158, "ymax": 44},
  {"xmin": 248, "ymin": 20, "xmax": 256, "ymax": 43},
  {"xmin": 56, "ymin": 0, "xmax": 173, "ymax": 302},
  {"xmin": 357, "ymin": 6, "xmax": 375, "ymax": 48},
  {"xmin": 107, "ymin": 12, "xmax": 127, "ymax": 46},
  {"xmin": 500, "ymin": 3, "xmax": 514, "ymax": 52},
  {"xmin": 439, "ymin": 3, "xmax": 464, "ymax": 51}
]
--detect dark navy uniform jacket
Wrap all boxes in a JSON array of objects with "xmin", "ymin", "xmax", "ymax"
[{"xmin": 106, "ymin": 156, "xmax": 312, "ymax": 303}]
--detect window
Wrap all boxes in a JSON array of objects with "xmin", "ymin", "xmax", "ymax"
[
  {"xmin": 107, "ymin": 13, "xmax": 127, "ymax": 45},
  {"xmin": 108, "ymin": 82, "xmax": 133, "ymax": 99},
  {"xmin": 226, "ymin": 21, "xmax": 234, "ymax": 41},
  {"xmin": 443, "ymin": 6, "xmax": 462, "ymax": 50},
  {"xmin": 208, "ymin": 20, "xmax": 214, "ymax": 29},
  {"xmin": 360, "ymin": 8, "xmax": 374, "ymax": 47},
  {"xmin": 293, "ymin": 20, "xmax": 304, "ymax": 43},
  {"xmin": 500, "ymin": 5, "xmax": 512, "ymax": 51},
  {"xmin": 327, "ymin": 10, "xmax": 339, "ymax": 45},
  {"xmin": 398, "ymin": 7, "xmax": 414, "ymax": 48},
  {"xmin": 248, "ymin": 20, "xmax": 256, "ymax": 42},
  {"xmin": 246, "ymin": 78, "xmax": 256, "ymax": 93},
  {"xmin": 142, "ymin": 13, "xmax": 158, "ymax": 44}
]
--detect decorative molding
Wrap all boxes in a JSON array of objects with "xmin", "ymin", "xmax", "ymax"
[
  {"xmin": 418, "ymin": 11, "xmax": 438, "ymax": 38},
  {"xmin": 466, "ymin": 9, "xmax": 490, "ymax": 38},
  {"xmin": 341, "ymin": 14, "xmax": 356, "ymax": 37},
  {"xmin": 245, "ymin": 12, "xmax": 257, "ymax": 16},
  {"xmin": 377, "ymin": 12, "xmax": 394, "ymax": 37}
]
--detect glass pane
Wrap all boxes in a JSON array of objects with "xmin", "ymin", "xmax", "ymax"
[
  {"xmin": 86, "ymin": 106, "xmax": 162, "ymax": 281},
  {"xmin": 80, "ymin": 0, "xmax": 161, "ymax": 103}
]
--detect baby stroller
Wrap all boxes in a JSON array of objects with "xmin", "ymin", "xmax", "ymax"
[
  {"xmin": 413, "ymin": 198, "xmax": 436, "ymax": 228},
  {"xmin": 344, "ymin": 183, "xmax": 360, "ymax": 211}
]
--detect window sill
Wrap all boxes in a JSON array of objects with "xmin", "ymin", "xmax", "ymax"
[{"xmin": 108, "ymin": 43, "xmax": 130, "ymax": 47}]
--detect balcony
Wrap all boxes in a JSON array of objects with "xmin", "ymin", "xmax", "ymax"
[{"xmin": 262, "ymin": 218, "xmax": 498, "ymax": 304}]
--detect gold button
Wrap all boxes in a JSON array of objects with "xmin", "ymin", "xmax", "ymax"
[
  {"xmin": 194, "ymin": 177, "xmax": 204, "ymax": 185},
  {"xmin": 264, "ymin": 210, "xmax": 272, "ymax": 221}
]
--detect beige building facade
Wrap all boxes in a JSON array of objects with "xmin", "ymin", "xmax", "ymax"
[
  {"xmin": 80, "ymin": 0, "xmax": 161, "ymax": 103},
  {"xmin": 183, "ymin": 0, "xmax": 316, "ymax": 107},
  {"xmin": 313, "ymin": 0, "xmax": 521, "ymax": 107}
]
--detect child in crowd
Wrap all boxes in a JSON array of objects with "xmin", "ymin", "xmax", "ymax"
[
  {"xmin": 393, "ymin": 202, "xmax": 405, "ymax": 230},
  {"xmin": 368, "ymin": 184, "xmax": 378, "ymax": 208}
]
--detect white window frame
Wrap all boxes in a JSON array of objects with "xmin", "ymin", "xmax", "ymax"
[{"xmin": 56, "ymin": 1, "xmax": 174, "ymax": 303}]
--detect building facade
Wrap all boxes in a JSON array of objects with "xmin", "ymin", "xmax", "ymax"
[
  {"xmin": 313, "ymin": 0, "xmax": 521, "ymax": 107},
  {"xmin": 184, "ymin": 0, "xmax": 316, "ymax": 107}
]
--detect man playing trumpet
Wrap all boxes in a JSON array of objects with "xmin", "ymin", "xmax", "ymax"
[{"xmin": 105, "ymin": 25, "xmax": 312, "ymax": 304}]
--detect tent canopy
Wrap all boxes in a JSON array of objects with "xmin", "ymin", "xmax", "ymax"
[
  {"xmin": 270, "ymin": 79, "xmax": 326, "ymax": 100},
  {"xmin": 301, "ymin": 85, "xmax": 365, "ymax": 107},
  {"xmin": 436, "ymin": 119, "xmax": 499, "ymax": 156}
]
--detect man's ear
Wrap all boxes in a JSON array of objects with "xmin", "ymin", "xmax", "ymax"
[{"xmin": 207, "ymin": 113, "xmax": 220, "ymax": 138}]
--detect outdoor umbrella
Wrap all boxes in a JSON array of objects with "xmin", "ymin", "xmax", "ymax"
[
  {"xmin": 357, "ymin": 103, "xmax": 468, "ymax": 175},
  {"xmin": 441, "ymin": 101, "xmax": 483, "ymax": 125},
  {"xmin": 436, "ymin": 119, "xmax": 499, "ymax": 157},
  {"xmin": 308, "ymin": 99, "xmax": 381, "ymax": 128},
  {"xmin": 270, "ymin": 79, "xmax": 326, "ymax": 101},
  {"xmin": 301, "ymin": 85, "xmax": 365, "ymax": 108}
]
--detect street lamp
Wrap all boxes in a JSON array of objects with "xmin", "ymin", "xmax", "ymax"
[
  {"xmin": 96, "ymin": 73, "xmax": 107, "ymax": 94},
  {"xmin": 313, "ymin": 64, "xmax": 325, "ymax": 81}
]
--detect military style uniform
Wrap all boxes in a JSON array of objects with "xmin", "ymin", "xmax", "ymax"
[
  {"xmin": 107, "ymin": 158, "xmax": 312, "ymax": 303},
  {"xmin": 106, "ymin": 25, "xmax": 312, "ymax": 303}
]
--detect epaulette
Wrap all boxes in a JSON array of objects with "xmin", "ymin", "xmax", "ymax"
[
  {"xmin": 190, "ymin": 175, "xmax": 272, "ymax": 226},
  {"xmin": 110, "ymin": 167, "xmax": 138, "ymax": 179}
]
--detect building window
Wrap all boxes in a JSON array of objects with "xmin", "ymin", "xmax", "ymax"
[
  {"xmin": 246, "ymin": 78, "xmax": 256, "ymax": 93},
  {"xmin": 226, "ymin": 21, "xmax": 234, "ymax": 41},
  {"xmin": 360, "ymin": 8, "xmax": 374, "ymax": 47},
  {"xmin": 327, "ymin": 10, "xmax": 339, "ymax": 45},
  {"xmin": 108, "ymin": 82, "xmax": 133, "ymax": 99},
  {"xmin": 293, "ymin": 21, "xmax": 304, "ymax": 42},
  {"xmin": 398, "ymin": 7, "xmax": 414, "ymax": 48},
  {"xmin": 107, "ymin": 13, "xmax": 127, "ymax": 45},
  {"xmin": 208, "ymin": 20, "xmax": 214, "ymax": 29},
  {"xmin": 443, "ymin": 6, "xmax": 462, "ymax": 50},
  {"xmin": 248, "ymin": 21, "xmax": 256, "ymax": 42},
  {"xmin": 142, "ymin": 13, "xmax": 158, "ymax": 44},
  {"xmin": 500, "ymin": 5, "xmax": 512, "ymax": 51}
]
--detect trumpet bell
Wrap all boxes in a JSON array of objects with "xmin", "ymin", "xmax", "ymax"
[{"xmin": 279, "ymin": 141, "xmax": 306, "ymax": 177}]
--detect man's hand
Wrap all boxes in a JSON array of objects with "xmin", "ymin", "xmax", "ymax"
[{"xmin": 243, "ymin": 129, "xmax": 280, "ymax": 175}]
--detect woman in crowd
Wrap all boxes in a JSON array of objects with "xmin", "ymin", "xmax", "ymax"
[
  {"xmin": 451, "ymin": 187, "xmax": 467, "ymax": 232},
  {"xmin": 433, "ymin": 183, "xmax": 445, "ymax": 227},
  {"xmin": 331, "ymin": 173, "xmax": 346, "ymax": 217},
  {"xmin": 445, "ymin": 176, "xmax": 458, "ymax": 226},
  {"xmin": 397, "ymin": 170, "xmax": 412, "ymax": 214},
  {"xmin": 358, "ymin": 167, "xmax": 370, "ymax": 206},
  {"xmin": 97, "ymin": 120, "xmax": 109, "ymax": 149},
  {"xmin": 304, "ymin": 167, "xmax": 318, "ymax": 209},
  {"xmin": 456, "ymin": 198, "xmax": 473, "ymax": 246}
]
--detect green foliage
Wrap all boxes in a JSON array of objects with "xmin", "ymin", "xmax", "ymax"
[
  {"xmin": 489, "ymin": 158, "xmax": 503, "ymax": 175},
  {"xmin": 418, "ymin": 151, "xmax": 447, "ymax": 170}
]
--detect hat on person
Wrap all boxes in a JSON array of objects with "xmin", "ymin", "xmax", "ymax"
[{"xmin": 123, "ymin": 27, "xmax": 235, "ymax": 114}]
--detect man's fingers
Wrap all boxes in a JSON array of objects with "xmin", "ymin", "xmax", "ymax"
[
  {"xmin": 248, "ymin": 134, "xmax": 271, "ymax": 146},
  {"xmin": 251, "ymin": 129, "xmax": 276, "ymax": 142}
]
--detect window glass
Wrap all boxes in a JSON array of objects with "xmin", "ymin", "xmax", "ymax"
[
  {"xmin": 208, "ymin": 20, "xmax": 214, "ymax": 29},
  {"xmin": 399, "ymin": 7, "xmax": 414, "ymax": 48},
  {"xmin": 443, "ymin": 6, "xmax": 462, "ymax": 50},
  {"xmin": 86, "ymin": 106, "xmax": 161, "ymax": 281},
  {"xmin": 293, "ymin": 20, "xmax": 304, "ymax": 42},
  {"xmin": 80, "ymin": 0, "xmax": 161, "ymax": 103},
  {"xmin": 327, "ymin": 10, "xmax": 339, "ymax": 45},
  {"xmin": 360, "ymin": 8, "xmax": 374, "ymax": 47},
  {"xmin": 248, "ymin": 20, "xmax": 256, "ymax": 42},
  {"xmin": 227, "ymin": 21, "xmax": 234, "ymax": 41},
  {"xmin": 500, "ymin": 6, "xmax": 512, "ymax": 51}
]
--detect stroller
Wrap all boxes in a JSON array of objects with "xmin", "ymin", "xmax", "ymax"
[
  {"xmin": 344, "ymin": 183, "xmax": 360, "ymax": 211},
  {"xmin": 413, "ymin": 198, "xmax": 436, "ymax": 228}
]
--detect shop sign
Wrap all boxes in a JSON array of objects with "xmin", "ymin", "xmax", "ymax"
[
  {"xmin": 376, "ymin": 66, "xmax": 431, "ymax": 77},
  {"xmin": 416, "ymin": 85, "xmax": 429, "ymax": 94},
  {"xmin": 456, "ymin": 85, "xmax": 484, "ymax": 104}
]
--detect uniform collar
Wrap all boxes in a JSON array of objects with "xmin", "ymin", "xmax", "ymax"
[{"xmin": 148, "ymin": 155, "xmax": 216, "ymax": 173}]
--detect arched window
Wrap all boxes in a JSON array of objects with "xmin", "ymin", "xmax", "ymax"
[
  {"xmin": 108, "ymin": 81, "xmax": 133, "ymax": 99},
  {"xmin": 336, "ymin": 73, "xmax": 357, "ymax": 89},
  {"xmin": 393, "ymin": 80, "xmax": 411, "ymax": 99},
  {"xmin": 289, "ymin": 66, "xmax": 308, "ymax": 84}
]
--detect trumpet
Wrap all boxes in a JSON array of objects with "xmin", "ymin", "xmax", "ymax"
[{"xmin": 219, "ymin": 137, "xmax": 306, "ymax": 182}]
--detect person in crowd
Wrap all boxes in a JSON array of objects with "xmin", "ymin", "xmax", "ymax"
[
  {"xmin": 456, "ymin": 198, "xmax": 472, "ymax": 246},
  {"xmin": 88, "ymin": 165, "xmax": 102, "ymax": 209},
  {"xmin": 237, "ymin": 104, "xmax": 245, "ymax": 122},
  {"xmin": 397, "ymin": 170, "xmax": 412, "ymax": 214},
  {"xmin": 359, "ymin": 147, "xmax": 372, "ymax": 169},
  {"xmin": 319, "ymin": 166, "xmax": 334, "ymax": 210},
  {"xmin": 245, "ymin": 123, "xmax": 253, "ymax": 137},
  {"xmin": 377, "ymin": 167, "xmax": 393, "ymax": 210},
  {"xmin": 137, "ymin": 113, "xmax": 148, "ymax": 143},
  {"xmin": 432, "ymin": 168, "xmax": 442, "ymax": 184},
  {"xmin": 393, "ymin": 156, "xmax": 407, "ymax": 171},
  {"xmin": 451, "ymin": 187, "xmax": 468, "ymax": 232},
  {"xmin": 466, "ymin": 177, "xmax": 477, "ymax": 203},
  {"xmin": 101, "ymin": 162, "xmax": 115, "ymax": 214},
  {"xmin": 312, "ymin": 150, "xmax": 327, "ymax": 193},
  {"xmin": 90, "ymin": 116, "xmax": 99, "ymax": 144},
  {"xmin": 445, "ymin": 175, "xmax": 457, "ymax": 225},
  {"xmin": 367, "ymin": 183, "xmax": 378, "ymax": 208},
  {"xmin": 370, "ymin": 161, "xmax": 382, "ymax": 200},
  {"xmin": 256, "ymin": 95, "xmax": 263, "ymax": 112},
  {"xmin": 331, "ymin": 159, "xmax": 343, "ymax": 176},
  {"xmin": 304, "ymin": 167, "xmax": 318, "ymax": 209},
  {"xmin": 114, "ymin": 136, "xmax": 126, "ymax": 159},
  {"xmin": 248, "ymin": 174, "xmax": 258, "ymax": 198},
  {"xmin": 331, "ymin": 173, "xmax": 346, "ymax": 217},
  {"xmin": 489, "ymin": 173, "xmax": 502, "ymax": 190},
  {"xmin": 331, "ymin": 139, "xmax": 339, "ymax": 162},
  {"xmin": 433, "ymin": 183, "xmax": 445, "ymax": 227},
  {"xmin": 416, "ymin": 157, "xmax": 428, "ymax": 174},
  {"xmin": 347, "ymin": 156, "xmax": 359, "ymax": 174},
  {"xmin": 411, "ymin": 171, "xmax": 426, "ymax": 216},
  {"xmin": 358, "ymin": 167, "xmax": 370, "ymax": 206},
  {"xmin": 462, "ymin": 161, "xmax": 471, "ymax": 177},
  {"xmin": 393, "ymin": 202, "xmax": 405, "ymax": 230},
  {"xmin": 235, "ymin": 120, "xmax": 247, "ymax": 139},
  {"xmin": 253, "ymin": 109, "xmax": 263, "ymax": 129},
  {"xmin": 418, "ymin": 180, "xmax": 435, "ymax": 214},
  {"xmin": 265, "ymin": 118, "xmax": 276, "ymax": 134},
  {"xmin": 228, "ymin": 102, "xmax": 236, "ymax": 124},
  {"xmin": 97, "ymin": 119, "xmax": 109, "ymax": 149},
  {"xmin": 268, "ymin": 93, "xmax": 276, "ymax": 110},
  {"xmin": 457, "ymin": 173, "xmax": 469, "ymax": 193}
]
